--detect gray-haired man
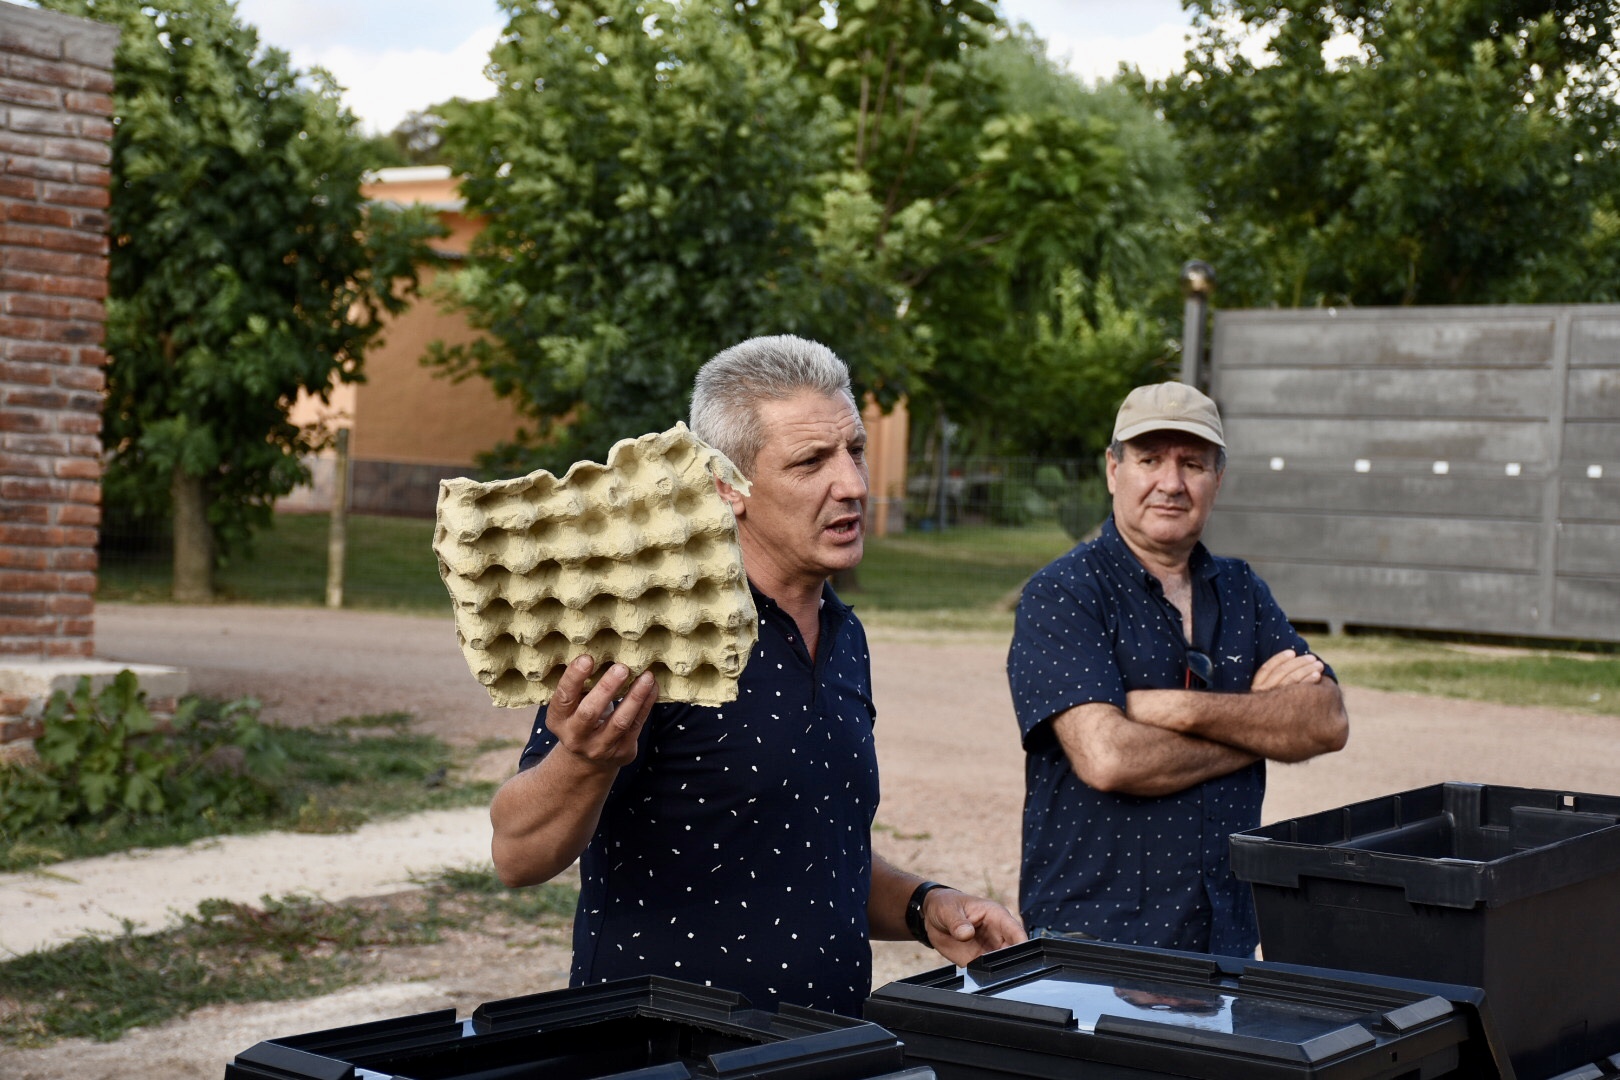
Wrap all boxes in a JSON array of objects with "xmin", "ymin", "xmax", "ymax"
[{"xmin": 492, "ymin": 335, "xmax": 1024, "ymax": 1014}]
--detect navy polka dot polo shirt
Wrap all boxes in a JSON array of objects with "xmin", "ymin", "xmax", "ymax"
[
  {"xmin": 1007, "ymin": 516, "xmax": 1322, "ymax": 956},
  {"xmin": 520, "ymin": 582, "xmax": 880, "ymax": 1015}
]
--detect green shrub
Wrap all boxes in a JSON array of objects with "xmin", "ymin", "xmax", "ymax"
[
  {"xmin": 1057, "ymin": 476, "xmax": 1111, "ymax": 541},
  {"xmin": 988, "ymin": 478, "xmax": 1047, "ymax": 526},
  {"xmin": 1033, "ymin": 464, "xmax": 1071, "ymax": 503},
  {"xmin": 0, "ymin": 672, "xmax": 282, "ymax": 837}
]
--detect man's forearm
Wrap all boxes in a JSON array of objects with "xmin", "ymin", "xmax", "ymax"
[
  {"xmin": 489, "ymin": 749, "xmax": 617, "ymax": 887},
  {"xmin": 867, "ymin": 852, "xmax": 926, "ymax": 941},
  {"xmin": 1053, "ymin": 703, "xmax": 1260, "ymax": 796},
  {"xmin": 1126, "ymin": 681, "xmax": 1348, "ymax": 762}
]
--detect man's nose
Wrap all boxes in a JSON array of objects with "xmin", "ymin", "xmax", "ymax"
[
  {"xmin": 830, "ymin": 451, "xmax": 869, "ymax": 501},
  {"xmin": 1154, "ymin": 464, "xmax": 1188, "ymax": 492}
]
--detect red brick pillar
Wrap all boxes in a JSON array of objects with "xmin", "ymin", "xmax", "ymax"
[
  {"xmin": 1, "ymin": 4, "xmax": 119, "ymax": 662},
  {"xmin": 0, "ymin": 7, "xmax": 175, "ymax": 757}
]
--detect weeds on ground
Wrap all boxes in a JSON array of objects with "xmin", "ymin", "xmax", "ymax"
[
  {"xmin": 0, "ymin": 684, "xmax": 494, "ymax": 872},
  {"xmin": 0, "ymin": 674, "xmax": 282, "ymax": 840},
  {"xmin": 0, "ymin": 867, "xmax": 578, "ymax": 1047}
]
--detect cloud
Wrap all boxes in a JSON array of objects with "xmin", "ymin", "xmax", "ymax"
[
  {"xmin": 236, "ymin": 0, "xmax": 371, "ymax": 51},
  {"xmin": 293, "ymin": 23, "xmax": 503, "ymax": 134},
  {"xmin": 236, "ymin": 0, "xmax": 499, "ymax": 55},
  {"xmin": 1039, "ymin": 20, "xmax": 1195, "ymax": 83}
]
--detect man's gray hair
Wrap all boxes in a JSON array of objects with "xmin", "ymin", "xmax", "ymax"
[
  {"xmin": 1108, "ymin": 437, "xmax": 1228, "ymax": 474},
  {"xmin": 690, "ymin": 335, "xmax": 858, "ymax": 471}
]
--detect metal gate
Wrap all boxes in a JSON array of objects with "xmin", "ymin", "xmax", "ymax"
[{"xmin": 1202, "ymin": 304, "xmax": 1620, "ymax": 641}]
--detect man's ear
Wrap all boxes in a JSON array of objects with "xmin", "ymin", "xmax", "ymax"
[{"xmin": 715, "ymin": 477, "xmax": 746, "ymax": 518}]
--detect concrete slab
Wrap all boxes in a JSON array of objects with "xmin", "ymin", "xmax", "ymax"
[{"xmin": 0, "ymin": 659, "xmax": 189, "ymax": 704}]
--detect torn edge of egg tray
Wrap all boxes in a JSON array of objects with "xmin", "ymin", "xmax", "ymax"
[{"xmin": 434, "ymin": 422, "xmax": 757, "ymax": 708}]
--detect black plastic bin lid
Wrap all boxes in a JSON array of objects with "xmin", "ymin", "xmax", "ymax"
[
  {"xmin": 1548, "ymin": 1053, "xmax": 1620, "ymax": 1080},
  {"xmin": 864, "ymin": 938, "xmax": 1506, "ymax": 1080},
  {"xmin": 223, "ymin": 976, "xmax": 921, "ymax": 1080}
]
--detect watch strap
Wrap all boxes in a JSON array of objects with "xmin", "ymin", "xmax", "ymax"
[{"xmin": 905, "ymin": 880, "xmax": 950, "ymax": 948}]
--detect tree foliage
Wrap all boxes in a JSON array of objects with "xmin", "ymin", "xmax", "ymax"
[
  {"xmin": 362, "ymin": 108, "xmax": 454, "ymax": 168},
  {"xmin": 434, "ymin": 0, "xmax": 909, "ymax": 472},
  {"xmin": 902, "ymin": 30, "xmax": 1190, "ymax": 459},
  {"xmin": 1157, "ymin": 0, "xmax": 1620, "ymax": 307},
  {"xmin": 42, "ymin": 0, "xmax": 443, "ymax": 598},
  {"xmin": 436, "ymin": 1, "xmax": 1193, "ymax": 471}
]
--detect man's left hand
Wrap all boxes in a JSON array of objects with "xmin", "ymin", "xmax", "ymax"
[
  {"xmin": 923, "ymin": 889, "xmax": 1027, "ymax": 966},
  {"xmin": 1251, "ymin": 648, "xmax": 1324, "ymax": 692}
]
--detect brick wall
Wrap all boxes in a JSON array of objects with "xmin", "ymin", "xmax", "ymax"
[{"xmin": 1, "ymin": 4, "xmax": 119, "ymax": 661}]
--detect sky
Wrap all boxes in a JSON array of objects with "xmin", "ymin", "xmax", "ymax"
[{"xmin": 230, "ymin": 0, "xmax": 1199, "ymax": 136}]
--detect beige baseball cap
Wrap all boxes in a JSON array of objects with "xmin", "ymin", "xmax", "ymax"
[{"xmin": 1112, "ymin": 382, "xmax": 1225, "ymax": 447}]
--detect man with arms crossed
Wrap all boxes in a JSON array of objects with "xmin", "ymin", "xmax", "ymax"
[
  {"xmin": 1008, "ymin": 382, "xmax": 1348, "ymax": 956},
  {"xmin": 491, "ymin": 335, "xmax": 1024, "ymax": 1015}
]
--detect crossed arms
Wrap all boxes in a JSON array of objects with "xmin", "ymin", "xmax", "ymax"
[{"xmin": 1051, "ymin": 649, "xmax": 1349, "ymax": 798}]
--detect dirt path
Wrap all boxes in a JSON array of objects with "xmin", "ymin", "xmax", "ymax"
[{"xmin": 2, "ymin": 603, "xmax": 1616, "ymax": 1079}]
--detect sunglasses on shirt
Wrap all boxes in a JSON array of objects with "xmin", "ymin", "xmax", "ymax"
[{"xmin": 1186, "ymin": 649, "xmax": 1213, "ymax": 690}]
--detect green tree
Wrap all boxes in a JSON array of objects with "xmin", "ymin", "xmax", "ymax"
[
  {"xmin": 791, "ymin": 0, "xmax": 1002, "ymax": 250},
  {"xmin": 1157, "ymin": 0, "xmax": 1620, "ymax": 307},
  {"xmin": 42, "ymin": 0, "xmax": 443, "ymax": 600},
  {"xmin": 434, "ymin": 0, "xmax": 909, "ymax": 473},
  {"xmin": 892, "ymin": 29, "xmax": 1190, "ymax": 457},
  {"xmin": 386, "ymin": 108, "xmax": 452, "ymax": 166},
  {"xmin": 438, "ymin": 2, "xmax": 1191, "ymax": 471},
  {"xmin": 358, "ymin": 131, "xmax": 409, "ymax": 169},
  {"xmin": 773, "ymin": 10, "xmax": 1189, "ymax": 458}
]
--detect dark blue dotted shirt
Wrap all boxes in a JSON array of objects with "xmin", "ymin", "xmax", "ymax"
[
  {"xmin": 519, "ymin": 582, "xmax": 880, "ymax": 1015},
  {"xmin": 1007, "ymin": 516, "xmax": 1321, "ymax": 956}
]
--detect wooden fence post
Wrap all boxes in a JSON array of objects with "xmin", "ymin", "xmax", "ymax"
[{"xmin": 326, "ymin": 429, "xmax": 351, "ymax": 609}]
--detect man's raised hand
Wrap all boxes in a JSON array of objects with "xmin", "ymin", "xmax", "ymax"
[{"xmin": 547, "ymin": 655, "xmax": 658, "ymax": 770}]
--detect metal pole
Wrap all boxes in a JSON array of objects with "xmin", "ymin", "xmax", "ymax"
[
  {"xmin": 1179, "ymin": 260, "xmax": 1216, "ymax": 390},
  {"xmin": 325, "ymin": 427, "xmax": 350, "ymax": 609}
]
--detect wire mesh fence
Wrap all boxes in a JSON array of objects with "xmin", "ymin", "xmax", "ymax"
[{"xmin": 903, "ymin": 454, "xmax": 1109, "ymax": 537}]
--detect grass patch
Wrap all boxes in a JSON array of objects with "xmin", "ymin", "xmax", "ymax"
[
  {"xmin": 842, "ymin": 524, "xmax": 1073, "ymax": 614},
  {"xmin": 0, "ymin": 709, "xmax": 495, "ymax": 873},
  {"xmin": 99, "ymin": 512, "xmax": 444, "ymax": 610},
  {"xmin": 1317, "ymin": 635, "xmax": 1620, "ymax": 715},
  {"xmin": 99, "ymin": 514, "xmax": 1074, "ymax": 619},
  {"xmin": 0, "ymin": 869, "xmax": 578, "ymax": 1047}
]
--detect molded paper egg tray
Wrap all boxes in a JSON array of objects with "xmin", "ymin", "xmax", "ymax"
[{"xmin": 434, "ymin": 423, "xmax": 757, "ymax": 707}]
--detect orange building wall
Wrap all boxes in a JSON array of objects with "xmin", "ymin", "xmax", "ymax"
[
  {"xmin": 862, "ymin": 399, "xmax": 908, "ymax": 536},
  {"xmin": 350, "ymin": 173, "xmax": 527, "ymax": 469}
]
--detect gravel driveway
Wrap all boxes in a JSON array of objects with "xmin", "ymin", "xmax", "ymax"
[{"xmin": 2, "ymin": 602, "xmax": 1616, "ymax": 1080}]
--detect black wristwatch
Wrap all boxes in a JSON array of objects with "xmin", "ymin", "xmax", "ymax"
[{"xmin": 906, "ymin": 880, "xmax": 951, "ymax": 948}]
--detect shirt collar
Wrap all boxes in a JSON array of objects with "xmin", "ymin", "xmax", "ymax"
[{"xmin": 748, "ymin": 579, "xmax": 851, "ymax": 623}]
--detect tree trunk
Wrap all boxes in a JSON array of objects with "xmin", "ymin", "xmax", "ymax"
[{"xmin": 171, "ymin": 465, "xmax": 215, "ymax": 603}]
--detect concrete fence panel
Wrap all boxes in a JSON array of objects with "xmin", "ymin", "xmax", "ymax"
[{"xmin": 1204, "ymin": 303, "xmax": 1620, "ymax": 642}]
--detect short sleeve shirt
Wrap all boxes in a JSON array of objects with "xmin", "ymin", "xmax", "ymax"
[
  {"xmin": 518, "ymin": 582, "xmax": 880, "ymax": 1015},
  {"xmin": 1006, "ymin": 516, "xmax": 1321, "ymax": 956}
]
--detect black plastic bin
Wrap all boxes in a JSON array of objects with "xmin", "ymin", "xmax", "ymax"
[
  {"xmin": 863, "ymin": 937, "xmax": 1493, "ymax": 1080},
  {"xmin": 224, "ymin": 976, "xmax": 934, "ymax": 1080},
  {"xmin": 1548, "ymin": 1053, "xmax": 1620, "ymax": 1080},
  {"xmin": 1231, "ymin": 781, "xmax": 1620, "ymax": 1080}
]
